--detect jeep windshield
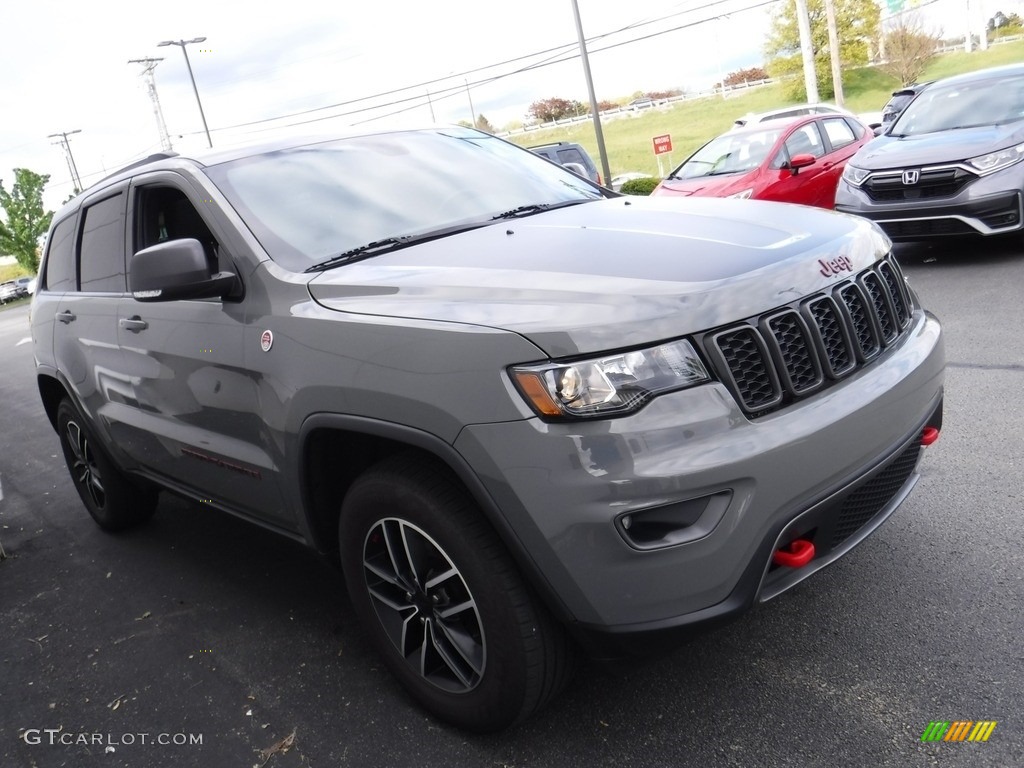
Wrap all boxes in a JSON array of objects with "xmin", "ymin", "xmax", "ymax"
[
  {"xmin": 890, "ymin": 72, "xmax": 1024, "ymax": 136},
  {"xmin": 205, "ymin": 128, "xmax": 605, "ymax": 272}
]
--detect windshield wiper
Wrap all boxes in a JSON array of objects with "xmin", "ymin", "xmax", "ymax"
[
  {"xmin": 305, "ymin": 222, "xmax": 489, "ymax": 273},
  {"xmin": 490, "ymin": 199, "xmax": 592, "ymax": 220}
]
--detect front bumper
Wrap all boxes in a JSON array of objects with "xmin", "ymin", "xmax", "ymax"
[
  {"xmin": 835, "ymin": 163, "xmax": 1024, "ymax": 240},
  {"xmin": 454, "ymin": 309, "xmax": 944, "ymax": 653}
]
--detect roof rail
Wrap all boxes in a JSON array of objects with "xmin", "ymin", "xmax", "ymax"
[{"xmin": 96, "ymin": 152, "xmax": 180, "ymax": 184}]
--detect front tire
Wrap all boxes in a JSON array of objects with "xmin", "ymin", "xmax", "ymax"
[
  {"xmin": 339, "ymin": 455, "xmax": 575, "ymax": 732},
  {"xmin": 56, "ymin": 399, "xmax": 158, "ymax": 531}
]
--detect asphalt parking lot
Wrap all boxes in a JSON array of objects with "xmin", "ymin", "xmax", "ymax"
[{"xmin": 1, "ymin": 236, "xmax": 1022, "ymax": 768}]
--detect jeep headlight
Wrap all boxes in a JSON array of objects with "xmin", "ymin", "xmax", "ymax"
[
  {"xmin": 965, "ymin": 141, "xmax": 1024, "ymax": 175},
  {"xmin": 842, "ymin": 164, "xmax": 871, "ymax": 187},
  {"xmin": 511, "ymin": 339, "xmax": 710, "ymax": 419}
]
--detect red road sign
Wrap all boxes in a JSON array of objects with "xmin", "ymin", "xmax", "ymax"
[{"xmin": 653, "ymin": 134, "xmax": 673, "ymax": 155}]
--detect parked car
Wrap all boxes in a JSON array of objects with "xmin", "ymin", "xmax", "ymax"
[
  {"xmin": 836, "ymin": 63, "xmax": 1024, "ymax": 241},
  {"xmin": 32, "ymin": 126, "xmax": 944, "ymax": 732},
  {"xmin": 652, "ymin": 113, "xmax": 872, "ymax": 208},
  {"xmin": 14, "ymin": 276, "xmax": 34, "ymax": 295},
  {"xmin": 528, "ymin": 141, "xmax": 602, "ymax": 185},
  {"xmin": 0, "ymin": 281, "xmax": 21, "ymax": 303},
  {"xmin": 878, "ymin": 81, "xmax": 933, "ymax": 133},
  {"xmin": 628, "ymin": 97, "xmax": 656, "ymax": 110},
  {"xmin": 733, "ymin": 102, "xmax": 852, "ymax": 128}
]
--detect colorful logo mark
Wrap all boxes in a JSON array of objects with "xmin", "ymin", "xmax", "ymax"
[{"xmin": 921, "ymin": 721, "xmax": 997, "ymax": 742}]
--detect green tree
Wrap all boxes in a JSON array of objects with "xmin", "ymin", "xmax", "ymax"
[
  {"xmin": 0, "ymin": 169, "xmax": 53, "ymax": 274},
  {"xmin": 764, "ymin": 0, "xmax": 881, "ymax": 100}
]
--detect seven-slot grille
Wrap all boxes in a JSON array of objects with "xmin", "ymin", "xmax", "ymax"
[{"xmin": 705, "ymin": 257, "xmax": 914, "ymax": 416}]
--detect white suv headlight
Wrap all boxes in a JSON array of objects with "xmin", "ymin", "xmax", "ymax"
[
  {"xmin": 965, "ymin": 142, "xmax": 1024, "ymax": 175},
  {"xmin": 842, "ymin": 164, "xmax": 871, "ymax": 187},
  {"xmin": 511, "ymin": 339, "xmax": 710, "ymax": 419}
]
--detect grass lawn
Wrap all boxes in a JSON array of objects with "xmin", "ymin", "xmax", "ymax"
[
  {"xmin": 0, "ymin": 296, "xmax": 31, "ymax": 312},
  {"xmin": 506, "ymin": 40, "xmax": 1024, "ymax": 180}
]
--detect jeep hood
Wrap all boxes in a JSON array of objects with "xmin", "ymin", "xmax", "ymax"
[
  {"xmin": 855, "ymin": 121, "xmax": 1024, "ymax": 170},
  {"xmin": 307, "ymin": 197, "xmax": 889, "ymax": 358}
]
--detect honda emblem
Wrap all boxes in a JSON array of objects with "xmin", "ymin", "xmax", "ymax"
[{"xmin": 902, "ymin": 170, "xmax": 920, "ymax": 185}]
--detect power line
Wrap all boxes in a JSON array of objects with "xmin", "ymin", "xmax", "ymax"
[
  {"xmin": 184, "ymin": 0, "xmax": 776, "ymax": 137},
  {"xmin": 272, "ymin": 0, "xmax": 780, "ymax": 132}
]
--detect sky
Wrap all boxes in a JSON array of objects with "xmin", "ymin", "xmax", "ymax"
[{"xmin": 0, "ymin": 0, "xmax": 1004, "ymax": 211}]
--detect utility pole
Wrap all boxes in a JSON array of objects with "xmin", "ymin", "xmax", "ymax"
[
  {"xmin": 128, "ymin": 57, "xmax": 173, "ymax": 151},
  {"xmin": 464, "ymin": 78, "xmax": 477, "ymax": 129},
  {"xmin": 48, "ymin": 129, "xmax": 83, "ymax": 191},
  {"xmin": 570, "ymin": 0, "xmax": 612, "ymax": 187},
  {"xmin": 824, "ymin": 0, "xmax": 844, "ymax": 106},
  {"xmin": 965, "ymin": 0, "xmax": 974, "ymax": 51},
  {"xmin": 794, "ymin": 0, "xmax": 820, "ymax": 102}
]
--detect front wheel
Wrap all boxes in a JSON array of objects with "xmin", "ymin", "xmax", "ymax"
[
  {"xmin": 56, "ymin": 399, "xmax": 158, "ymax": 531},
  {"xmin": 339, "ymin": 455, "xmax": 575, "ymax": 732}
]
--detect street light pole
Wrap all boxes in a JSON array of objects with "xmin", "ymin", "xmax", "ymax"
[{"xmin": 158, "ymin": 37, "xmax": 213, "ymax": 148}]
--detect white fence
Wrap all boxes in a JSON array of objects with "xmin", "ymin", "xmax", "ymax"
[{"xmin": 499, "ymin": 78, "xmax": 775, "ymax": 139}]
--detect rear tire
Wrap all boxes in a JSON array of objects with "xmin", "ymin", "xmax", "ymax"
[
  {"xmin": 339, "ymin": 455, "xmax": 575, "ymax": 732},
  {"xmin": 56, "ymin": 399, "xmax": 158, "ymax": 531}
]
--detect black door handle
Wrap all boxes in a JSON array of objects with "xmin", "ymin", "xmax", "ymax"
[
  {"xmin": 57, "ymin": 310, "xmax": 76, "ymax": 324},
  {"xmin": 120, "ymin": 316, "xmax": 148, "ymax": 333}
]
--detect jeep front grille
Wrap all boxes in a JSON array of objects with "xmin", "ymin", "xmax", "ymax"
[{"xmin": 705, "ymin": 256, "xmax": 914, "ymax": 417}]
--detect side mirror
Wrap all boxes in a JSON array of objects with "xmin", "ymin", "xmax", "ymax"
[
  {"xmin": 788, "ymin": 153, "xmax": 816, "ymax": 175},
  {"xmin": 130, "ymin": 238, "xmax": 240, "ymax": 302}
]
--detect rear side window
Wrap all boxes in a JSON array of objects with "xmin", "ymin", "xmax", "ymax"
[
  {"xmin": 556, "ymin": 148, "xmax": 587, "ymax": 167},
  {"xmin": 79, "ymin": 193, "xmax": 126, "ymax": 293},
  {"xmin": 43, "ymin": 216, "xmax": 77, "ymax": 292},
  {"xmin": 822, "ymin": 118, "xmax": 857, "ymax": 150}
]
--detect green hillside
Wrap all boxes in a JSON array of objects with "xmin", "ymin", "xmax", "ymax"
[{"xmin": 506, "ymin": 40, "xmax": 1024, "ymax": 180}]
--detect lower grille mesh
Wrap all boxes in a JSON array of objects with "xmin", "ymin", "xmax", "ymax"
[{"xmin": 831, "ymin": 440, "xmax": 922, "ymax": 548}]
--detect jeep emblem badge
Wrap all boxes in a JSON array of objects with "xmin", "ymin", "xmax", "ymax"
[
  {"xmin": 902, "ymin": 169, "xmax": 920, "ymax": 185},
  {"xmin": 260, "ymin": 330, "xmax": 274, "ymax": 352}
]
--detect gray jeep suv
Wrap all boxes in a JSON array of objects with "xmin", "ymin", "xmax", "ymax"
[{"xmin": 32, "ymin": 126, "xmax": 945, "ymax": 732}]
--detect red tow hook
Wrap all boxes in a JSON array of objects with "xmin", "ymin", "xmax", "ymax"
[
  {"xmin": 773, "ymin": 538, "xmax": 815, "ymax": 568},
  {"xmin": 921, "ymin": 427, "xmax": 940, "ymax": 446}
]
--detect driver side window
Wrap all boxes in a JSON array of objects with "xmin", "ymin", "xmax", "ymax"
[{"xmin": 135, "ymin": 186, "xmax": 221, "ymax": 272}]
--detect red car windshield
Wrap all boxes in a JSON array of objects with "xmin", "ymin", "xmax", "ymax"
[{"xmin": 669, "ymin": 127, "xmax": 784, "ymax": 180}]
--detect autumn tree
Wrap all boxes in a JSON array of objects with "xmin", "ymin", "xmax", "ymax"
[
  {"xmin": 474, "ymin": 114, "xmax": 496, "ymax": 134},
  {"xmin": 765, "ymin": 0, "xmax": 881, "ymax": 100},
  {"xmin": 527, "ymin": 98, "xmax": 583, "ymax": 123},
  {"xmin": 880, "ymin": 11, "xmax": 940, "ymax": 86},
  {"xmin": 724, "ymin": 67, "xmax": 769, "ymax": 87},
  {"xmin": 0, "ymin": 169, "xmax": 53, "ymax": 274}
]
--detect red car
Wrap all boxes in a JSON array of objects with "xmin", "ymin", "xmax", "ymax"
[{"xmin": 651, "ymin": 113, "xmax": 873, "ymax": 208}]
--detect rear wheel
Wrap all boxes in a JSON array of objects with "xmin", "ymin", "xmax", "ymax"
[
  {"xmin": 56, "ymin": 399, "xmax": 158, "ymax": 531},
  {"xmin": 339, "ymin": 455, "xmax": 575, "ymax": 732}
]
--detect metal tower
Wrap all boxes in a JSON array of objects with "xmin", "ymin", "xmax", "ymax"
[{"xmin": 128, "ymin": 57, "xmax": 173, "ymax": 151}]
